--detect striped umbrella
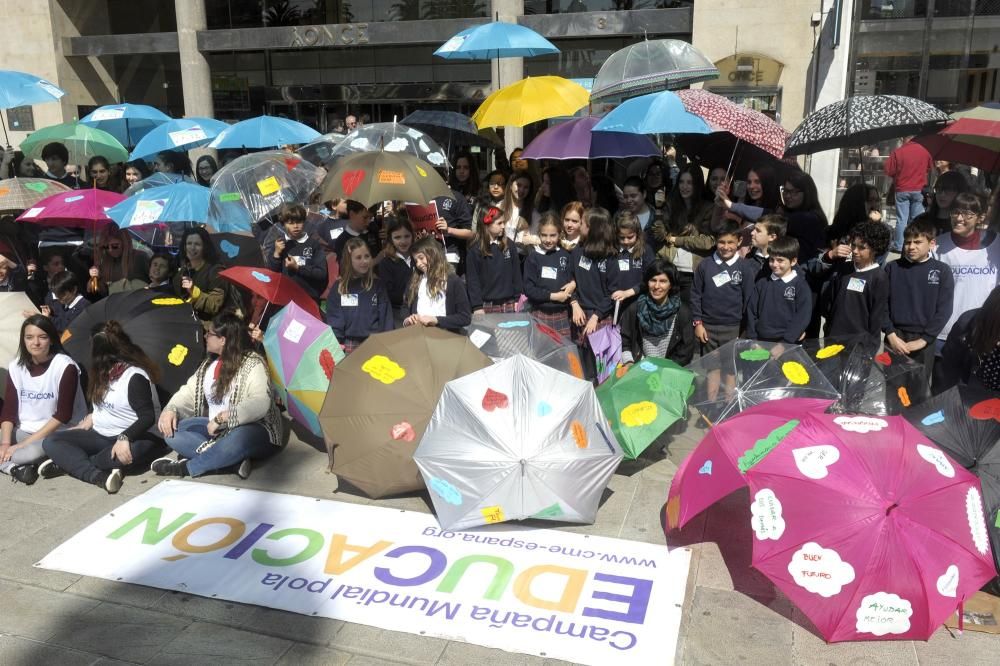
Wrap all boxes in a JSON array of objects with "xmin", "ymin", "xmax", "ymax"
[{"xmin": 0, "ymin": 177, "xmax": 70, "ymax": 214}]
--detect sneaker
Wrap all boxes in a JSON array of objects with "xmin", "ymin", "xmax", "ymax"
[
  {"xmin": 38, "ymin": 459, "xmax": 65, "ymax": 479},
  {"xmin": 236, "ymin": 458, "xmax": 252, "ymax": 480},
  {"xmin": 150, "ymin": 455, "xmax": 176, "ymax": 472},
  {"xmin": 10, "ymin": 464, "xmax": 39, "ymax": 486},
  {"xmin": 105, "ymin": 468, "xmax": 123, "ymax": 494},
  {"xmin": 151, "ymin": 459, "xmax": 188, "ymax": 477}
]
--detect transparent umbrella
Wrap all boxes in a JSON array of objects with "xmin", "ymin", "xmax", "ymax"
[
  {"xmin": 296, "ymin": 132, "xmax": 346, "ymax": 167},
  {"xmin": 328, "ymin": 122, "xmax": 449, "ymax": 169},
  {"xmin": 209, "ymin": 151, "xmax": 323, "ymax": 223},
  {"xmin": 590, "ymin": 39, "xmax": 719, "ymax": 104}
]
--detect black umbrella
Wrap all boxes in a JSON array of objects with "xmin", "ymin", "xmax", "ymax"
[
  {"xmin": 784, "ymin": 94, "xmax": 949, "ymax": 156},
  {"xmin": 211, "ymin": 232, "xmax": 264, "ymax": 268},
  {"xmin": 62, "ymin": 290, "xmax": 204, "ymax": 394},
  {"xmin": 906, "ymin": 385, "xmax": 1000, "ymax": 572},
  {"xmin": 401, "ymin": 110, "xmax": 502, "ymax": 149}
]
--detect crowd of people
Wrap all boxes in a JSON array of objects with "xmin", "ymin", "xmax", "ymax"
[{"xmin": 0, "ymin": 137, "xmax": 997, "ymax": 497}]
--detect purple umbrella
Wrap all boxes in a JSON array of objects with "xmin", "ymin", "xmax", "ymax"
[{"xmin": 521, "ymin": 116, "xmax": 660, "ymax": 160}]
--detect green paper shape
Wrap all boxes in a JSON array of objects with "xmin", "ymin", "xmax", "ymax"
[
  {"xmin": 23, "ymin": 182, "xmax": 48, "ymax": 193},
  {"xmin": 995, "ymin": 509, "xmax": 1000, "ymax": 529},
  {"xmin": 738, "ymin": 419, "xmax": 800, "ymax": 473},
  {"xmin": 532, "ymin": 503, "xmax": 563, "ymax": 519},
  {"xmin": 739, "ymin": 349, "xmax": 771, "ymax": 361},
  {"xmin": 219, "ymin": 192, "xmax": 241, "ymax": 202}
]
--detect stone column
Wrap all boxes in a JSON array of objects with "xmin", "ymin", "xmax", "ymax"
[
  {"xmin": 175, "ymin": 0, "xmax": 214, "ymax": 119},
  {"xmin": 490, "ymin": 0, "xmax": 525, "ymax": 161}
]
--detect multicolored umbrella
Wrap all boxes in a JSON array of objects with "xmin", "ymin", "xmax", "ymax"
[
  {"xmin": 20, "ymin": 122, "xmax": 129, "ymax": 164},
  {"xmin": 415, "ymin": 355, "xmax": 622, "ymax": 530},
  {"xmin": 209, "ymin": 151, "xmax": 323, "ymax": 223},
  {"xmin": 107, "ymin": 181, "xmax": 253, "ymax": 234},
  {"xmin": 590, "ymin": 39, "xmax": 719, "ymax": 103},
  {"xmin": 218, "ymin": 266, "xmax": 321, "ymax": 320},
  {"xmin": 914, "ymin": 108, "xmax": 1000, "ymax": 173},
  {"xmin": 434, "ymin": 22, "xmax": 558, "ymax": 60},
  {"xmin": 591, "ymin": 90, "xmax": 712, "ymax": 136},
  {"xmin": 0, "ymin": 177, "xmax": 70, "ymax": 215},
  {"xmin": 327, "ymin": 122, "xmax": 448, "ymax": 169},
  {"xmin": 61, "ymin": 289, "xmax": 202, "ymax": 394},
  {"xmin": 208, "ymin": 115, "xmax": 321, "ymax": 150},
  {"xmin": 472, "ymin": 76, "xmax": 590, "ymax": 129},
  {"xmin": 79, "ymin": 103, "xmax": 170, "ymax": 149},
  {"xmin": 686, "ymin": 339, "xmax": 840, "ymax": 425},
  {"xmin": 129, "ymin": 117, "xmax": 230, "ymax": 162},
  {"xmin": 15, "ymin": 188, "xmax": 125, "ymax": 228},
  {"xmin": 318, "ymin": 151, "xmax": 452, "ymax": 208},
  {"xmin": 597, "ymin": 357, "xmax": 695, "ymax": 460},
  {"xmin": 466, "ymin": 313, "xmax": 584, "ymax": 379},
  {"xmin": 263, "ymin": 301, "xmax": 345, "ymax": 436},
  {"xmin": 319, "ymin": 326, "xmax": 492, "ymax": 498},
  {"xmin": 521, "ymin": 115, "xmax": 660, "ymax": 160}
]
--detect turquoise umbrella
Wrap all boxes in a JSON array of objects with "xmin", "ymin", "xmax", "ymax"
[
  {"xmin": 208, "ymin": 115, "xmax": 320, "ymax": 150},
  {"xmin": 106, "ymin": 181, "xmax": 253, "ymax": 234},
  {"xmin": 129, "ymin": 117, "xmax": 230, "ymax": 162},
  {"xmin": 79, "ymin": 103, "xmax": 170, "ymax": 149}
]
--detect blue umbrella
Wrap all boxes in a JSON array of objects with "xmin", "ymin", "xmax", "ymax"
[
  {"xmin": 592, "ymin": 91, "xmax": 712, "ymax": 136},
  {"xmin": 434, "ymin": 22, "xmax": 559, "ymax": 59},
  {"xmin": 129, "ymin": 117, "xmax": 229, "ymax": 162},
  {"xmin": 208, "ymin": 115, "xmax": 321, "ymax": 150},
  {"xmin": 0, "ymin": 70, "xmax": 65, "ymax": 144},
  {"xmin": 80, "ymin": 103, "xmax": 171, "ymax": 149},
  {"xmin": 106, "ymin": 181, "xmax": 253, "ymax": 234}
]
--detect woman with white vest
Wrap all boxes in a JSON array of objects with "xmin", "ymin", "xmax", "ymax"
[
  {"xmin": 0, "ymin": 315, "xmax": 86, "ymax": 485},
  {"xmin": 41, "ymin": 321, "xmax": 164, "ymax": 493}
]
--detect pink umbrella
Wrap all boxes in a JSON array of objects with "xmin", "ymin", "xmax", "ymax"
[
  {"xmin": 14, "ymin": 188, "xmax": 124, "ymax": 227},
  {"xmin": 677, "ymin": 88, "xmax": 789, "ymax": 158}
]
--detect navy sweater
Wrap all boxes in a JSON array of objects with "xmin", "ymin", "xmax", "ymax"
[
  {"xmin": 824, "ymin": 263, "xmax": 890, "ymax": 346},
  {"xmin": 319, "ymin": 219, "xmax": 382, "ymax": 261},
  {"xmin": 571, "ymin": 246, "xmax": 621, "ymax": 320},
  {"xmin": 406, "ymin": 272, "xmax": 472, "ymax": 332},
  {"xmin": 466, "ymin": 240, "xmax": 523, "ymax": 310},
  {"xmin": 884, "ymin": 257, "xmax": 955, "ymax": 343},
  {"xmin": 262, "ymin": 228, "xmax": 328, "ymax": 300},
  {"xmin": 746, "ymin": 271, "xmax": 813, "ymax": 343},
  {"xmin": 615, "ymin": 245, "xmax": 656, "ymax": 294},
  {"xmin": 326, "ymin": 277, "xmax": 393, "ymax": 341},
  {"xmin": 376, "ymin": 255, "xmax": 413, "ymax": 309},
  {"xmin": 522, "ymin": 246, "xmax": 572, "ymax": 313},
  {"xmin": 691, "ymin": 253, "xmax": 756, "ymax": 327}
]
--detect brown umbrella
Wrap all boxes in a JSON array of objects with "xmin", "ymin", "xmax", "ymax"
[
  {"xmin": 318, "ymin": 151, "xmax": 453, "ymax": 208},
  {"xmin": 320, "ymin": 326, "xmax": 491, "ymax": 498}
]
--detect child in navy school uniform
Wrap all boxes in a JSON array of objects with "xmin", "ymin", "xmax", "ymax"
[
  {"xmin": 467, "ymin": 206, "xmax": 523, "ymax": 315},
  {"xmin": 44, "ymin": 270, "xmax": 87, "ymax": 335},
  {"xmin": 376, "ymin": 217, "xmax": 414, "ymax": 329},
  {"xmin": 611, "ymin": 211, "xmax": 656, "ymax": 307},
  {"xmin": 884, "ymin": 218, "xmax": 954, "ymax": 383},
  {"xmin": 262, "ymin": 203, "xmax": 328, "ymax": 302},
  {"xmin": 327, "ymin": 237, "xmax": 393, "ymax": 355},
  {"xmin": 745, "ymin": 214, "xmax": 787, "ymax": 281},
  {"xmin": 322, "ymin": 200, "xmax": 382, "ymax": 260},
  {"xmin": 691, "ymin": 218, "xmax": 756, "ymax": 353},
  {"xmin": 569, "ymin": 207, "xmax": 621, "ymax": 381},
  {"xmin": 746, "ymin": 236, "xmax": 812, "ymax": 343},
  {"xmin": 822, "ymin": 220, "xmax": 891, "ymax": 348},
  {"xmin": 522, "ymin": 213, "xmax": 574, "ymax": 338}
]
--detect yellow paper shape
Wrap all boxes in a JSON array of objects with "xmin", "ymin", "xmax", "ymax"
[
  {"xmin": 415, "ymin": 165, "xmax": 427, "ymax": 177},
  {"xmin": 152, "ymin": 297, "xmax": 185, "ymax": 306},
  {"xmin": 167, "ymin": 344, "xmax": 189, "ymax": 366},
  {"xmin": 481, "ymin": 506, "xmax": 505, "ymax": 524},
  {"xmin": 257, "ymin": 176, "xmax": 280, "ymax": 196},
  {"xmin": 816, "ymin": 344, "xmax": 844, "ymax": 359},
  {"xmin": 362, "ymin": 354, "xmax": 406, "ymax": 384},
  {"xmin": 782, "ymin": 361, "xmax": 810, "ymax": 385},
  {"xmin": 377, "ymin": 170, "xmax": 406, "ymax": 184},
  {"xmin": 621, "ymin": 401, "xmax": 658, "ymax": 428}
]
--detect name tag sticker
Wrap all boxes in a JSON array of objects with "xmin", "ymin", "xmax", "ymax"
[
  {"xmin": 446, "ymin": 252, "xmax": 460, "ymax": 264},
  {"xmin": 341, "ymin": 294, "xmax": 359, "ymax": 307},
  {"xmin": 618, "ymin": 259, "xmax": 631, "ymax": 272},
  {"xmin": 541, "ymin": 266, "xmax": 558, "ymax": 280},
  {"xmin": 330, "ymin": 228, "xmax": 344, "ymax": 239},
  {"xmin": 578, "ymin": 256, "xmax": 592, "ymax": 270},
  {"xmin": 712, "ymin": 272, "xmax": 732, "ymax": 287},
  {"xmin": 294, "ymin": 255, "xmax": 306, "ymax": 266},
  {"xmin": 847, "ymin": 277, "xmax": 866, "ymax": 293}
]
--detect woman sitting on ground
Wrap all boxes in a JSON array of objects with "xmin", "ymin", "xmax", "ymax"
[
  {"xmin": 153, "ymin": 312, "xmax": 283, "ymax": 480},
  {"xmin": 0, "ymin": 315, "xmax": 86, "ymax": 485},
  {"xmin": 619, "ymin": 258, "xmax": 694, "ymax": 368},
  {"xmin": 41, "ymin": 322, "xmax": 164, "ymax": 494}
]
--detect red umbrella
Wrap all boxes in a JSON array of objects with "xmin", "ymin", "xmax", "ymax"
[
  {"xmin": 14, "ymin": 188, "xmax": 125, "ymax": 227},
  {"xmin": 219, "ymin": 266, "xmax": 321, "ymax": 320},
  {"xmin": 677, "ymin": 89, "xmax": 789, "ymax": 159},
  {"xmin": 914, "ymin": 118, "xmax": 1000, "ymax": 173}
]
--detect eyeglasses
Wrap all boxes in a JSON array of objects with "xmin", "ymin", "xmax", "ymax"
[
  {"xmin": 205, "ymin": 330, "xmax": 222, "ymax": 339},
  {"xmin": 780, "ymin": 186, "xmax": 802, "ymax": 196},
  {"xmin": 952, "ymin": 209, "xmax": 980, "ymax": 218}
]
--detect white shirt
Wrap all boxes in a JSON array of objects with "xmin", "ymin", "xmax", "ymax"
[
  {"xmin": 92, "ymin": 366, "xmax": 160, "ymax": 437},
  {"xmin": 770, "ymin": 270, "xmax": 799, "ymax": 283},
  {"xmin": 416, "ymin": 276, "xmax": 448, "ymax": 317},
  {"xmin": 934, "ymin": 231, "xmax": 1000, "ymax": 340},
  {"xmin": 7, "ymin": 353, "xmax": 85, "ymax": 433},
  {"xmin": 203, "ymin": 360, "xmax": 233, "ymax": 421}
]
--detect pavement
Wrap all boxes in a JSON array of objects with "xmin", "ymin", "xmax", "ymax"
[{"xmin": 0, "ymin": 410, "xmax": 996, "ymax": 666}]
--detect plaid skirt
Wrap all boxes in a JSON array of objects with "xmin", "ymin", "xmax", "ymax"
[
  {"xmin": 571, "ymin": 317, "xmax": 613, "ymax": 348},
  {"xmin": 532, "ymin": 308, "xmax": 572, "ymax": 339},
  {"xmin": 483, "ymin": 300, "xmax": 518, "ymax": 314},
  {"xmin": 341, "ymin": 338, "xmax": 365, "ymax": 355}
]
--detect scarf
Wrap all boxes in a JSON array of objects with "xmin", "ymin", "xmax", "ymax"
[{"xmin": 637, "ymin": 293, "xmax": 681, "ymax": 337}]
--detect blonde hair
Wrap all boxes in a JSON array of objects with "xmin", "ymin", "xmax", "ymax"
[
  {"xmin": 337, "ymin": 237, "xmax": 374, "ymax": 295},
  {"xmin": 405, "ymin": 237, "xmax": 450, "ymax": 304}
]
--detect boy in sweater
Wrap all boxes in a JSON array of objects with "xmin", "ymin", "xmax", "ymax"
[
  {"xmin": 745, "ymin": 213, "xmax": 787, "ymax": 280},
  {"xmin": 692, "ymin": 219, "xmax": 755, "ymax": 352},
  {"xmin": 263, "ymin": 204, "xmax": 328, "ymax": 302},
  {"xmin": 884, "ymin": 218, "xmax": 954, "ymax": 382},
  {"xmin": 823, "ymin": 220, "xmax": 891, "ymax": 348},
  {"xmin": 746, "ymin": 236, "xmax": 812, "ymax": 343}
]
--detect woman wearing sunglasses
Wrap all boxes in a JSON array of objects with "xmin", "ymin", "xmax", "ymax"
[{"xmin": 84, "ymin": 225, "xmax": 149, "ymax": 299}]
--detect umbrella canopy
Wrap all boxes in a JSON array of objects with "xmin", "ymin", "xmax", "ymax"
[
  {"xmin": 0, "ymin": 177, "xmax": 70, "ymax": 215},
  {"xmin": 415, "ymin": 354, "xmax": 622, "ymax": 530},
  {"xmin": 211, "ymin": 233, "xmax": 264, "ymax": 267},
  {"xmin": 209, "ymin": 151, "xmax": 323, "ymax": 223},
  {"xmin": 466, "ymin": 313, "xmax": 585, "ymax": 379},
  {"xmin": 472, "ymin": 76, "xmax": 590, "ymax": 129},
  {"xmin": 400, "ymin": 110, "xmax": 501, "ymax": 148},
  {"xmin": 597, "ymin": 357, "xmax": 695, "ymax": 460},
  {"xmin": 319, "ymin": 326, "xmax": 492, "ymax": 498},
  {"xmin": 434, "ymin": 22, "xmax": 559, "ymax": 60},
  {"xmin": 296, "ymin": 132, "xmax": 346, "ymax": 167},
  {"xmin": 61, "ymin": 290, "xmax": 203, "ymax": 394},
  {"xmin": 0, "ymin": 70, "xmax": 65, "ymax": 109},
  {"xmin": 129, "ymin": 117, "xmax": 230, "ymax": 162},
  {"xmin": 16, "ymin": 188, "xmax": 125, "ymax": 228},
  {"xmin": 591, "ymin": 91, "xmax": 712, "ymax": 136},
  {"xmin": 914, "ymin": 115, "xmax": 1000, "ymax": 173},
  {"xmin": 79, "ymin": 103, "xmax": 170, "ymax": 148},
  {"xmin": 208, "ymin": 115, "xmax": 321, "ymax": 150},
  {"xmin": 328, "ymin": 122, "xmax": 448, "ymax": 168},
  {"xmin": 906, "ymin": 385, "xmax": 1000, "ymax": 573},
  {"xmin": 318, "ymin": 151, "xmax": 452, "ymax": 208},
  {"xmin": 521, "ymin": 116, "xmax": 660, "ymax": 160},
  {"xmin": 20, "ymin": 122, "xmax": 129, "ymax": 164},
  {"xmin": 0, "ymin": 292, "xmax": 39, "ymax": 391},
  {"xmin": 784, "ymin": 95, "xmax": 950, "ymax": 156},
  {"xmin": 106, "ymin": 181, "xmax": 253, "ymax": 234},
  {"xmin": 263, "ymin": 301, "xmax": 345, "ymax": 437},
  {"xmin": 686, "ymin": 339, "xmax": 840, "ymax": 425},
  {"xmin": 123, "ymin": 172, "xmax": 193, "ymax": 197},
  {"xmin": 676, "ymin": 88, "xmax": 789, "ymax": 159},
  {"xmin": 219, "ymin": 266, "xmax": 321, "ymax": 320},
  {"xmin": 590, "ymin": 39, "xmax": 719, "ymax": 103}
]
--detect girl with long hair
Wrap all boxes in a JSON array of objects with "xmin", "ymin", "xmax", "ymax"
[
  {"xmin": 403, "ymin": 237, "xmax": 471, "ymax": 332},
  {"xmin": 154, "ymin": 312, "xmax": 283, "ymax": 479},
  {"xmin": 0, "ymin": 315, "xmax": 86, "ymax": 484},
  {"xmin": 195, "ymin": 155, "xmax": 219, "ymax": 187},
  {"xmin": 173, "ymin": 226, "xmax": 229, "ymax": 325},
  {"xmin": 467, "ymin": 206, "xmax": 523, "ymax": 314},
  {"xmin": 87, "ymin": 156, "xmax": 122, "ymax": 192},
  {"xmin": 377, "ymin": 217, "xmax": 415, "ymax": 328},
  {"xmin": 535, "ymin": 166, "xmax": 575, "ymax": 220},
  {"xmin": 41, "ymin": 322, "xmax": 163, "ymax": 493},
  {"xmin": 612, "ymin": 211, "xmax": 655, "ymax": 305},
  {"xmin": 86, "ymin": 224, "xmax": 149, "ymax": 298},
  {"xmin": 327, "ymin": 237, "xmax": 393, "ymax": 354},
  {"xmin": 450, "ymin": 152, "xmax": 480, "ymax": 205},
  {"xmin": 828, "ymin": 183, "xmax": 883, "ymax": 245},
  {"xmin": 937, "ymin": 285, "xmax": 1000, "ymax": 392},
  {"xmin": 651, "ymin": 165, "xmax": 716, "ymax": 305},
  {"xmin": 560, "ymin": 201, "xmax": 586, "ymax": 251},
  {"xmin": 916, "ymin": 170, "xmax": 970, "ymax": 236},
  {"xmin": 779, "ymin": 170, "xmax": 829, "ymax": 264},
  {"xmin": 569, "ymin": 207, "xmax": 621, "ymax": 381},
  {"xmin": 501, "ymin": 170, "xmax": 535, "ymax": 244},
  {"xmin": 522, "ymin": 213, "xmax": 574, "ymax": 338}
]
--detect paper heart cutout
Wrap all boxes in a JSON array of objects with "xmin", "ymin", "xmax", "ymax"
[
  {"xmin": 429, "ymin": 477, "xmax": 462, "ymax": 506},
  {"xmin": 533, "ymin": 322, "xmax": 563, "ymax": 344},
  {"xmin": 970, "ymin": 398, "xmax": 1000, "ymax": 422},
  {"xmin": 283, "ymin": 157, "xmax": 302, "ymax": 171},
  {"xmin": 319, "ymin": 348, "xmax": 335, "ymax": 380},
  {"xmin": 64, "ymin": 195, "xmax": 84, "ymax": 203},
  {"xmin": 536, "ymin": 401, "xmax": 552, "ymax": 417},
  {"xmin": 482, "ymin": 388, "xmax": 509, "ymax": 412},
  {"xmin": 23, "ymin": 182, "xmax": 48, "ymax": 193},
  {"xmin": 698, "ymin": 460, "xmax": 713, "ymax": 475},
  {"xmin": 793, "ymin": 445, "xmax": 840, "ymax": 479},
  {"xmin": 341, "ymin": 169, "xmax": 365, "ymax": 196},
  {"xmin": 874, "ymin": 352, "xmax": 892, "ymax": 366},
  {"xmin": 936, "ymin": 564, "xmax": 959, "ymax": 597},
  {"xmin": 390, "ymin": 421, "xmax": 415, "ymax": 442},
  {"xmin": 219, "ymin": 239, "xmax": 240, "ymax": 258},
  {"xmin": 639, "ymin": 360, "xmax": 657, "ymax": 372},
  {"xmin": 921, "ymin": 410, "xmax": 945, "ymax": 426},
  {"xmin": 251, "ymin": 270, "xmax": 272, "ymax": 283}
]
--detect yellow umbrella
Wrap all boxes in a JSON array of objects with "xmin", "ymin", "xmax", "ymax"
[{"xmin": 472, "ymin": 76, "xmax": 590, "ymax": 129}]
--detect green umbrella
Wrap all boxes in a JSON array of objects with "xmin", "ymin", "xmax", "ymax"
[
  {"xmin": 20, "ymin": 121, "xmax": 129, "ymax": 164},
  {"xmin": 597, "ymin": 357, "xmax": 695, "ymax": 460},
  {"xmin": 318, "ymin": 150, "xmax": 453, "ymax": 207}
]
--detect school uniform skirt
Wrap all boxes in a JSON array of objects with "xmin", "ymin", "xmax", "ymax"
[
  {"xmin": 482, "ymin": 300, "xmax": 518, "ymax": 314},
  {"xmin": 532, "ymin": 308, "xmax": 572, "ymax": 339},
  {"xmin": 342, "ymin": 338, "xmax": 365, "ymax": 355}
]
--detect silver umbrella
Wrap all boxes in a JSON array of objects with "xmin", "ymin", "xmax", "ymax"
[{"xmin": 590, "ymin": 39, "xmax": 719, "ymax": 103}]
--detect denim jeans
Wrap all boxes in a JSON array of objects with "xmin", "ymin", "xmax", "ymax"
[
  {"xmin": 894, "ymin": 191, "xmax": 925, "ymax": 250},
  {"xmin": 165, "ymin": 417, "xmax": 273, "ymax": 477}
]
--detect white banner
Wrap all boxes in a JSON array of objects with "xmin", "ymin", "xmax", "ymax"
[{"xmin": 38, "ymin": 481, "xmax": 689, "ymax": 665}]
